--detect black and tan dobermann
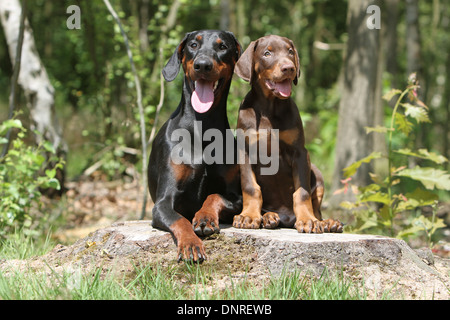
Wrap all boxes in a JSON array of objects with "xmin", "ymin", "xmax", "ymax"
[
  {"xmin": 148, "ymin": 30, "xmax": 242, "ymax": 263},
  {"xmin": 232, "ymin": 35, "xmax": 343, "ymax": 233}
]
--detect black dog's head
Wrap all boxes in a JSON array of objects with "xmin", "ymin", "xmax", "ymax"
[{"xmin": 163, "ymin": 30, "xmax": 242, "ymax": 113}]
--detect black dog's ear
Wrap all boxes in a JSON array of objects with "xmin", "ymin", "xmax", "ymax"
[
  {"xmin": 162, "ymin": 32, "xmax": 191, "ymax": 82},
  {"xmin": 225, "ymin": 31, "xmax": 242, "ymax": 61},
  {"xmin": 234, "ymin": 40, "xmax": 258, "ymax": 83}
]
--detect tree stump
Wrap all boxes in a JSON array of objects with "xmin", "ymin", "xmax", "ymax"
[{"xmin": 1, "ymin": 220, "xmax": 449, "ymax": 299}]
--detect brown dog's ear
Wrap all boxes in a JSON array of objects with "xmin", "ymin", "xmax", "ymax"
[
  {"xmin": 162, "ymin": 32, "xmax": 192, "ymax": 82},
  {"xmin": 234, "ymin": 40, "xmax": 258, "ymax": 83},
  {"xmin": 289, "ymin": 40, "xmax": 301, "ymax": 86}
]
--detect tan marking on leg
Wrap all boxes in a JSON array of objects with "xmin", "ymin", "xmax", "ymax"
[
  {"xmin": 293, "ymin": 187, "xmax": 323, "ymax": 233},
  {"xmin": 170, "ymin": 160, "xmax": 193, "ymax": 182},
  {"xmin": 279, "ymin": 128, "xmax": 299, "ymax": 145},
  {"xmin": 233, "ymin": 162, "xmax": 262, "ymax": 229},
  {"xmin": 311, "ymin": 185, "xmax": 324, "ymax": 220}
]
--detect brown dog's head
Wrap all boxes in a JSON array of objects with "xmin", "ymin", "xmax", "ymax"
[{"xmin": 235, "ymin": 35, "xmax": 300, "ymax": 100}]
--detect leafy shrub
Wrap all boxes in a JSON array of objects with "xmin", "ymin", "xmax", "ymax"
[
  {"xmin": 0, "ymin": 118, "xmax": 64, "ymax": 238},
  {"xmin": 336, "ymin": 74, "xmax": 449, "ymax": 244}
]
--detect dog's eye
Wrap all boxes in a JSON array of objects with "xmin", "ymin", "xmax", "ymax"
[
  {"xmin": 288, "ymin": 48, "xmax": 294, "ymax": 55},
  {"xmin": 264, "ymin": 51, "xmax": 271, "ymax": 57},
  {"xmin": 190, "ymin": 42, "xmax": 198, "ymax": 49},
  {"xmin": 219, "ymin": 43, "xmax": 228, "ymax": 50}
]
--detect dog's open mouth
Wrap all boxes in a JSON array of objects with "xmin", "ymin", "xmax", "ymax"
[
  {"xmin": 191, "ymin": 79, "xmax": 223, "ymax": 113},
  {"xmin": 265, "ymin": 79, "xmax": 292, "ymax": 98}
]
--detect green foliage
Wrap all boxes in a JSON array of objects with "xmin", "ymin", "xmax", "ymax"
[
  {"xmin": 339, "ymin": 74, "xmax": 449, "ymax": 245},
  {"xmin": 0, "ymin": 118, "xmax": 64, "ymax": 238}
]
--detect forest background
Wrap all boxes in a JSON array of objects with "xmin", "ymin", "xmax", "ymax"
[{"xmin": 0, "ymin": 0, "xmax": 449, "ymax": 245}]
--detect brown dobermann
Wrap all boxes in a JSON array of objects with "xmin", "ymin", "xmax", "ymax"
[
  {"xmin": 148, "ymin": 30, "xmax": 242, "ymax": 263},
  {"xmin": 233, "ymin": 35, "xmax": 343, "ymax": 233}
]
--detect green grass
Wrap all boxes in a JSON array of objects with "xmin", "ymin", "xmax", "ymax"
[
  {"xmin": 0, "ymin": 230, "xmax": 55, "ymax": 260},
  {"xmin": 0, "ymin": 264, "xmax": 370, "ymax": 300},
  {"xmin": 0, "ymin": 231, "xmax": 375, "ymax": 300}
]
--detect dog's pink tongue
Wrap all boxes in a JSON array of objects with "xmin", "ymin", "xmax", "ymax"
[
  {"xmin": 275, "ymin": 80, "xmax": 292, "ymax": 97},
  {"xmin": 191, "ymin": 80, "xmax": 214, "ymax": 113}
]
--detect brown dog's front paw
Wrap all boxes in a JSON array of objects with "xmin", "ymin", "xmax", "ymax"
[
  {"xmin": 322, "ymin": 219, "xmax": 344, "ymax": 233},
  {"xmin": 192, "ymin": 210, "xmax": 220, "ymax": 237},
  {"xmin": 177, "ymin": 236, "xmax": 206, "ymax": 263},
  {"xmin": 295, "ymin": 219, "xmax": 324, "ymax": 233},
  {"xmin": 262, "ymin": 212, "xmax": 280, "ymax": 229},
  {"xmin": 232, "ymin": 213, "xmax": 261, "ymax": 229}
]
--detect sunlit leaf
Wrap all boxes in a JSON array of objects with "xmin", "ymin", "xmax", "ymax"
[
  {"xmin": 379, "ymin": 204, "xmax": 391, "ymax": 221},
  {"xmin": 395, "ymin": 148, "xmax": 448, "ymax": 164},
  {"xmin": 339, "ymin": 201, "xmax": 358, "ymax": 210},
  {"xmin": 359, "ymin": 191, "xmax": 391, "ymax": 205},
  {"xmin": 402, "ymin": 103, "xmax": 430, "ymax": 123},
  {"xmin": 396, "ymin": 224, "xmax": 425, "ymax": 239},
  {"xmin": 364, "ymin": 126, "xmax": 393, "ymax": 134},
  {"xmin": 396, "ymin": 167, "xmax": 450, "ymax": 190},
  {"xmin": 0, "ymin": 119, "xmax": 22, "ymax": 135},
  {"xmin": 342, "ymin": 152, "xmax": 382, "ymax": 178},
  {"xmin": 382, "ymin": 88, "xmax": 402, "ymax": 102},
  {"xmin": 46, "ymin": 178, "xmax": 61, "ymax": 190},
  {"xmin": 404, "ymin": 188, "xmax": 438, "ymax": 206},
  {"xmin": 394, "ymin": 113, "xmax": 413, "ymax": 135}
]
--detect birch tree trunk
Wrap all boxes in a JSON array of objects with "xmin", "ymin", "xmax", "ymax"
[
  {"xmin": 0, "ymin": 0, "xmax": 66, "ymax": 194},
  {"xmin": 0, "ymin": 0, "xmax": 66, "ymax": 153}
]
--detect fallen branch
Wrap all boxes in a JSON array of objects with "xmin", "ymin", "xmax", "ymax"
[{"xmin": 103, "ymin": 0, "xmax": 148, "ymax": 219}]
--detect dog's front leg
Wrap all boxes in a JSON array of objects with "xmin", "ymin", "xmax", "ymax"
[
  {"xmin": 152, "ymin": 194, "xmax": 206, "ymax": 263},
  {"xmin": 292, "ymin": 149, "xmax": 323, "ymax": 233},
  {"xmin": 232, "ymin": 153, "xmax": 263, "ymax": 229}
]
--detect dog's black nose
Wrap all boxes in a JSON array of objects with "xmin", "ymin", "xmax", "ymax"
[{"xmin": 194, "ymin": 58, "xmax": 213, "ymax": 73}]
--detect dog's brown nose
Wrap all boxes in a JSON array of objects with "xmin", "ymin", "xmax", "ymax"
[{"xmin": 281, "ymin": 63, "xmax": 295, "ymax": 74}]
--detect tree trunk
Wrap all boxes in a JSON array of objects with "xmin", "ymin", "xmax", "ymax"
[
  {"xmin": 406, "ymin": 0, "xmax": 422, "ymax": 79},
  {"xmin": 0, "ymin": 0, "xmax": 67, "ymax": 194},
  {"xmin": 405, "ymin": 0, "xmax": 425, "ymax": 166},
  {"xmin": 385, "ymin": 0, "xmax": 399, "ymax": 87},
  {"xmin": 138, "ymin": 0, "xmax": 150, "ymax": 53},
  {"xmin": 330, "ymin": 0, "xmax": 381, "ymax": 204},
  {"xmin": 219, "ymin": 0, "xmax": 230, "ymax": 30},
  {"xmin": 442, "ymin": 7, "xmax": 450, "ymax": 170}
]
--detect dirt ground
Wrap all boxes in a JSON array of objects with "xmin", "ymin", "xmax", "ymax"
[{"xmin": 53, "ymin": 178, "xmax": 153, "ymax": 243}]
